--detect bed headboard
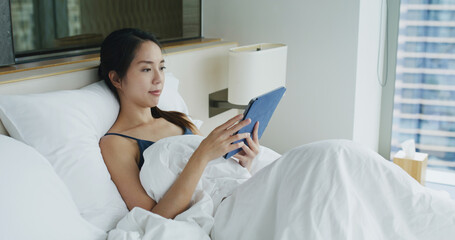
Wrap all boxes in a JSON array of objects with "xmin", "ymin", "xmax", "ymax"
[{"xmin": 0, "ymin": 40, "xmax": 240, "ymax": 136}]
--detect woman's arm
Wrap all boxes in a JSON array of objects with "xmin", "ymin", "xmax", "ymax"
[
  {"xmin": 100, "ymin": 136, "xmax": 156, "ymax": 211},
  {"xmin": 154, "ymin": 114, "xmax": 252, "ymax": 218},
  {"xmin": 101, "ymin": 114, "xmax": 252, "ymax": 219},
  {"xmin": 100, "ymin": 137, "xmax": 205, "ymax": 218}
]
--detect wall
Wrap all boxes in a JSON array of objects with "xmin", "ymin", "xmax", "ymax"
[{"xmin": 204, "ymin": 0, "xmax": 370, "ymax": 154}]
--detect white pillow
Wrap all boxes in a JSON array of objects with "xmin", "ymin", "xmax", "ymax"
[
  {"xmin": 160, "ymin": 73, "xmax": 203, "ymax": 129},
  {"xmin": 0, "ymin": 72, "xmax": 199, "ymax": 232},
  {"xmin": 0, "ymin": 135, "xmax": 107, "ymax": 240},
  {"xmin": 0, "ymin": 81, "xmax": 127, "ymax": 232},
  {"xmin": 158, "ymin": 72, "xmax": 189, "ymax": 115}
]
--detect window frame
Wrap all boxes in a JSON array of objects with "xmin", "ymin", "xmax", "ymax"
[
  {"xmin": 2, "ymin": 0, "xmax": 202, "ymax": 65},
  {"xmin": 378, "ymin": 0, "xmax": 401, "ymax": 160}
]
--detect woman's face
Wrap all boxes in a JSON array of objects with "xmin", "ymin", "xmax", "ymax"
[{"xmin": 119, "ymin": 40, "xmax": 165, "ymax": 108}]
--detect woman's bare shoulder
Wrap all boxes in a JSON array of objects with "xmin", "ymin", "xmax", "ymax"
[{"xmin": 99, "ymin": 134, "xmax": 139, "ymax": 164}]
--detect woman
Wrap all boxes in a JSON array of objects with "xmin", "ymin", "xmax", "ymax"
[
  {"xmin": 99, "ymin": 28, "xmax": 260, "ymax": 219},
  {"xmin": 99, "ymin": 29, "xmax": 455, "ymax": 240}
]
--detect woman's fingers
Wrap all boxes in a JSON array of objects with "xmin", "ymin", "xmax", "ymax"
[
  {"xmin": 227, "ymin": 118, "xmax": 252, "ymax": 136},
  {"xmin": 227, "ymin": 132, "xmax": 250, "ymax": 143},
  {"xmin": 240, "ymin": 140, "xmax": 255, "ymax": 157},
  {"xmin": 235, "ymin": 145, "xmax": 253, "ymax": 169},
  {"xmin": 219, "ymin": 121, "xmax": 261, "ymax": 171},
  {"xmin": 245, "ymin": 134, "xmax": 259, "ymax": 154},
  {"xmin": 201, "ymin": 115, "xmax": 260, "ymax": 162},
  {"xmin": 216, "ymin": 114, "xmax": 244, "ymax": 131},
  {"xmin": 227, "ymin": 140, "xmax": 245, "ymax": 153},
  {"xmin": 214, "ymin": 114, "xmax": 252, "ymax": 139},
  {"xmin": 253, "ymin": 121, "xmax": 259, "ymax": 143},
  {"xmin": 236, "ymin": 155, "xmax": 248, "ymax": 167}
]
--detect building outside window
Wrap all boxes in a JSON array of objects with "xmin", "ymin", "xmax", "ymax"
[{"xmin": 391, "ymin": 0, "xmax": 455, "ymax": 185}]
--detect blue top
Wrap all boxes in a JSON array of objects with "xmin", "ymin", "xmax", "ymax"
[{"xmin": 104, "ymin": 128, "xmax": 193, "ymax": 169}]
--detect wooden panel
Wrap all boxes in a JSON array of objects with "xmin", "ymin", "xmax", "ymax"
[
  {"xmin": 0, "ymin": 38, "xmax": 222, "ymax": 75},
  {"xmin": 0, "ymin": 40, "xmax": 238, "ymax": 137}
]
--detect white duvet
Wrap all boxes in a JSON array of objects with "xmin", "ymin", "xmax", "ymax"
[{"xmin": 108, "ymin": 136, "xmax": 455, "ymax": 240}]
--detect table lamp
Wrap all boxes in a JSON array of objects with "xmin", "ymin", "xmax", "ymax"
[{"xmin": 209, "ymin": 43, "xmax": 287, "ymax": 117}]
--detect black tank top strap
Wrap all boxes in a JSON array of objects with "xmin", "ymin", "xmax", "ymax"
[
  {"xmin": 103, "ymin": 128, "xmax": 192, "ymax": 170},
  {"xmin": 104, "ymin": 132, "xmax": 142, "ymax": 141},
  {"xmin": 103, "ymin": 133, "xmax": 155, "ymax": 170}
]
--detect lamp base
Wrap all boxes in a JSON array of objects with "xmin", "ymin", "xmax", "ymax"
[{"xmin": 209, "ymin": 88, "xmax": 247, "ymax": 117}]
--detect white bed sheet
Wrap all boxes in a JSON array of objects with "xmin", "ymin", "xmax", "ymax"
[
  {"xmin": 108, "ymin": 137, "xmax": 455, "ymax": 240},
  {"xmin": 109, "ymin": 135, "xmax": 280, "ymax": 239}
]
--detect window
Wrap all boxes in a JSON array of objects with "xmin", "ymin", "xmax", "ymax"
[
  {"xmin": 8, "ymin": 0, "xmax": 201, "ymax": 62},
  {"xmin": 391, "ymin": 0, "xmax": 455, "ymax": 184}
]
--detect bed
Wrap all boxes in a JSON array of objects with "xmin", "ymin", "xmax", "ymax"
[{"xmin": 1, "ymin": 41, "xmax": 455, "ymax": 240}]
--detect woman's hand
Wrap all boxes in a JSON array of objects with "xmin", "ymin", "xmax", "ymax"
[
  {"xmin": 234, "ymin": 121, "xmax": 260, "ymax": 171},
  {"xmin": 194, "ymin": 114, "xmax": 252, "ymax": 162}
]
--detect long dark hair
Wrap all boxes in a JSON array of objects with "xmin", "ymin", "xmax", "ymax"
[{"xmin": 98, "ymin": 28, "xmax": 198, "ymax": 134}]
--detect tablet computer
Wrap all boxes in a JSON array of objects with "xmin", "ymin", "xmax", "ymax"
[{"xmin": 224, "ymin": 86, "xmax": 286, "ymax": 159}]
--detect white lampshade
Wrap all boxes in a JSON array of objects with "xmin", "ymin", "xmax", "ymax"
[{"xmin": 228, "ymin": 43, "xmax": 287, "ymax": 105}]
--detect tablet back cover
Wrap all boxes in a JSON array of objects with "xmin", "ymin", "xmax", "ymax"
[{"xmin": 224, "ymin": 87, "xmax": 286, "ymax": 159}]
